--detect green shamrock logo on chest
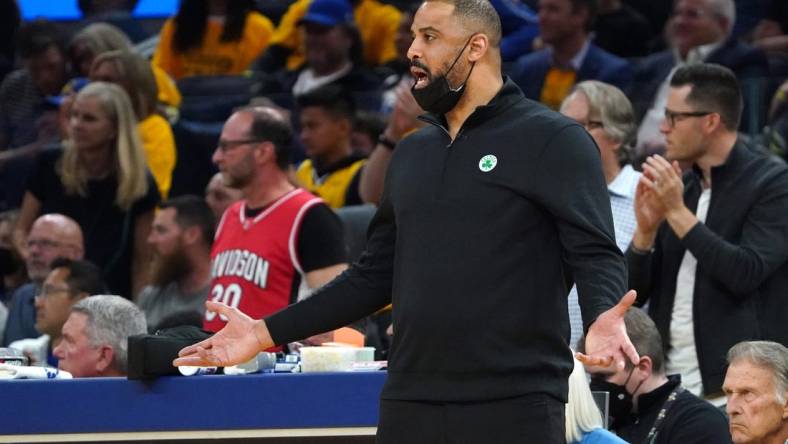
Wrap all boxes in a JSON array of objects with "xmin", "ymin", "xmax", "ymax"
[{"xmin": 479, "ymin": 155, "xmax": 498, "ymax": 172}]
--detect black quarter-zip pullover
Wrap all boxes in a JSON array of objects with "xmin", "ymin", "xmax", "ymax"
[{"xmin": 266, "ymin": 78, "xmax": 626, "ymax": 402}]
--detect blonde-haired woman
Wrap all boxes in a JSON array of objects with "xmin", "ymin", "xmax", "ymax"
[
  {"xmin": 91, "ymin": 50, "xmax": 177, "ymax": 198},
  {"xmin": 566, "ymin": 357, "xmax": 628, "ymax": 444},
  {"xmin": 14, "ymin": 82, "xmax": 159, "ymax": 299}
]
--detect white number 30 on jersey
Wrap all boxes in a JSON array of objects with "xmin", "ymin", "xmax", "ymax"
[{"xmin": 205, "ymin": 283, "xmax": 242, "ymax": 321}]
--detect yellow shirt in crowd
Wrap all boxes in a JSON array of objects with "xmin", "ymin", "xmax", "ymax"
[
  {"xmin": 540, "ymin": 67, "xmax": 578, "ymax": 111},
  {"xmin": 295, "ymin": 158, "xmax": 365, "ymax": 209},
  {"xmin": 138, "ymin": 113, "xmax": 177, "ymax": 199},
  {"xmin": 151, "ymin": 64, "xmax": 181, "ymax": 108},
  {"xmin": 153, "ymin": 12, "xmax": 275, "ymax": 80},
  {"xmin": 271, "ymin": 0, "xmax": 401, "ymax": 71}
]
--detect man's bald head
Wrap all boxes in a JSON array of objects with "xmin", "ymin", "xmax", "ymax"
[
  {"xmin": 236, "ymin": 106, "xmax": 294, "ymax": 170},
  {"xmin": 26, "ymin": 214, "xmax": 84, "ymax": 282},
  {"xmin": 422, "ymin": 0, "xmax": 502, "ymax": 47},
  {"xmin": 33, "ymin": 214, "xmax": 84, "ymax": 250}
]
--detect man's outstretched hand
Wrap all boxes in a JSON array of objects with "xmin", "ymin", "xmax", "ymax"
[
  {"xmin": 173, "ymin": 301, "xmax": 273, "ymax": 368},
  {"xmin": 577, "ymin": 290, "xmax": 640, "ymax": 370}
]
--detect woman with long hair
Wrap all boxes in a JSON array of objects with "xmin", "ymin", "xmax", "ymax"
[
  {"xmin": 91, "ymin": 50, "xmax": 176, "ymax": 198},
  {"xmin": 153, "ymin": 0, "xmax": 274, "ymax": 80},
  {"xmin": 14, "ymin": 82, "xmax": 160, "ymax": 299},
  {"xmin": 68, "ymin": 22, "xmax": 181, "ymax": 109}
]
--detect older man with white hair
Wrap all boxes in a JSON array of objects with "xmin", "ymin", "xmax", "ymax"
[
  {"xmin": 560, "ymin": 80, "xmax": 641, "ymax": 348},
  {"xmin": 724, "ymin": 341, "xmax": 788, "ymax": 444},
  {"xmin": 53, "ymin": 295, "xmax": 147, "ymax": 377}
]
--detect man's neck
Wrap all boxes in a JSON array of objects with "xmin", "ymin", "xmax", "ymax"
[
  {"xmin": 695, "ymin": 132, "xmax": 737, "ymax": 188},
  {"xmin": 178, "ymin": 251, "xmax": 212, "ymax": 295},
  {"xmin": 444, "ymin": 66, "xmax": 504, "ymax": 139},
  {"xmin": 242, "ymin": 172, "xmax": 296, "ymax": 210},
  {"xmin": 676, "ymin": 36, "xmax": 724, "ymax": 61},
  {"xmin": 633, "ymin": 374, "xmax": 670, "ymax": 411},
  {"xmin": 314, "ymin": 144, "xmax": 353, "ymax": 171},
  {"xmin": 99, "ymin": 367, "xmax": 124, "ymax": 377},
  {"xmin": 552, "ymin": 33, "xmax": 588, "ymax": 68},
  {"xmin": 761, "ymin": 425, "xmax": 788, "ymax": 444},
  {"xmin": 604, "ymin": 158, "xmax": 622, "ymax": 185}
]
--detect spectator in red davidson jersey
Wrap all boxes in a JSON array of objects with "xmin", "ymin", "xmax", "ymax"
[{"xmin": 204, "ymin": 106, "xmax": 348, "ymax": 350}]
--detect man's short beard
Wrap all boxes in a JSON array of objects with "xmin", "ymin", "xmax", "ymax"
[
  {"xmin": 222, "ymin": 154, "xmax": 256, "ymax": 189},
  {"xmin": 150, "ymin": 243, "xmax": 192, "ymax": 288},
  {"xmin": 222, "ymin": 170, "xmax": 252, "ymax": 190}
]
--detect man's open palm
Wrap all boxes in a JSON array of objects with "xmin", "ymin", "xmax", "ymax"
[
  {"xmin": 577, "ymin": 290, "xmax": 640, "ymax": 369},
  {"xmin": 173, "ymin": 301, "xmax": 270, "ymax": 368}
]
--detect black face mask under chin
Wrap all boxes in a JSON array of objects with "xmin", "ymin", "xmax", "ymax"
[
  {"xmin": 589, "ymin": 367, "xmax": 645, "ymax": 428},
  {"xmin": 411, "ymin": 37, "xmax": 475, "ymax": 116}
]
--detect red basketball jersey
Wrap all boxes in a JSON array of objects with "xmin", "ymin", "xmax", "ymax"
[{"xmin": 204, "ymin": 189, "xmax": 324, "ymax": 337}]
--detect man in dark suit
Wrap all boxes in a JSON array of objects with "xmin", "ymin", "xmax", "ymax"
[
  {"xmin": 630, "ymin": 0, "xmax": 769, "ymax": 155},
  {"xmin": 508, "ymin": 0, "xmax": 632, "ymax": 110}
]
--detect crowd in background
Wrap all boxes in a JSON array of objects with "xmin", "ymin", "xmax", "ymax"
[{"xmin": 0, "ymin": 0, "xmax": 786, "ymax": 442}]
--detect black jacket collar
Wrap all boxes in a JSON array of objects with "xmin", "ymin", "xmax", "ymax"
[
  {"xmin": 689, "ymin": 137, "xmax": 757, "ymax": 186},
  {"xmin": 418, "ymin": 76, "xmax": 525, "ymax": 132},
  {"xmin": 636, "ymin": 374, "xmax": 682, "ymax": 414}
]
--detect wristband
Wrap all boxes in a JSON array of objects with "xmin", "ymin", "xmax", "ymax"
[
  {"xmin": 629, "ymin": 244, "xmax": 654, "ymax": 255},
  {"xmin": 377, "ymin": 134, "xmax": 397, "ymax": 151}
]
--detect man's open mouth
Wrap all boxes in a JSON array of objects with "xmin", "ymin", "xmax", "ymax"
[{"xmin": 410, "ymin": 66, "xmax": 431, "ymax": 89}]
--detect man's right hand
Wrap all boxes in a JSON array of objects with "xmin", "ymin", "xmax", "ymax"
[
  {"xmin": 632, "ymin": 175, "xmax": 666, "ymax": 250},
  {"xmin": 386, "ymin": 78, "xmax": 424, "ymax": 141},
  {"xmin": 173, "ymin": 301, "xmax": 274, "ymax": 368}
]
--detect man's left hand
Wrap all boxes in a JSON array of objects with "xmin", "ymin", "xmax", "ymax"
[
  {"xmin": 642, "ymin": 155, "xmax": 685, "ymax": 214},
  {"xmin": 642, "ymin": 154, "xmax": 699, "ymax": 239},
  {"xmin": 577, "ymin": 290, "xmax": 640, "ymax": 370}
]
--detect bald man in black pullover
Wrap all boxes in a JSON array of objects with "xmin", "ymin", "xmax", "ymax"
[{"xmin": 176, "ymin": 0, "xmax": 640, "ymax": 442}]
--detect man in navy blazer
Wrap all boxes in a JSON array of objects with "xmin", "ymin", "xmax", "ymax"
[{"xmin": 508, "ymin": 0, "xmax": 632, "ymax": 108}]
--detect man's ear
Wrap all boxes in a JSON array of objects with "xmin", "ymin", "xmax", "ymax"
[
  {"xmin": 255, "ymin": 141, "xmax": 276, "ymax": 165},
  {"xmin": 337, "ymin": 116, "xmax": 353, "ymax": 137},
  {"xmin": 182, "ymin": 225, "xmax": 201, "ymax": 246},
  {"xmin": 637, "ymin": 355, "xmax": 654, "ymax": 377},
  {"xmin": 716, "ymin": 16, "xmax": 731, "ymax": 36},
  {"xmin": 782, "ymin": 391, "xmax": 788, "ymax": 419},
  {"xmin": 95, "ymin": 345, "xmax": 115, "ymax": 375},
  {"xmin": 69, "ymin": 244, "xmax": 84, "ymax": 261},
  {"xmin": 468, "ymin": 33, "xmax": 489, "ymax": 62},
  {"xmin": 703, "ymin": 113, "xmax": 724, "ymax": 135}
]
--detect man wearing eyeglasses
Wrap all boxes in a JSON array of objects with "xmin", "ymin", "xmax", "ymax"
[
  {"xmin": 630, "ymin": 0, "xmax": 769, "ymax": 155},
  {"xmin": 628, "ymin": 63, "xmax": 788, "ymax": 408},
  {"xmin": 9, "ymin": 258, "xmax": 105, "ymax": 367},
  {"xmin": 2, "ymin": 214, "xmax": 83, "ymax": 347},
  {"xmin": 203, "ymin": 106, "xmax": 348, "ymax": 348},
  {"xmin": 560, "ymin": 80, "xmax": 642, "ymax": 348}
]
